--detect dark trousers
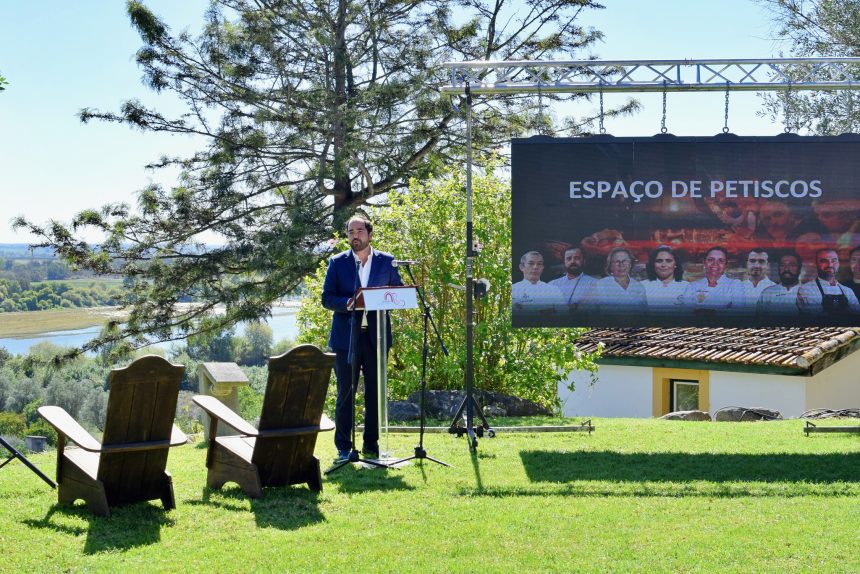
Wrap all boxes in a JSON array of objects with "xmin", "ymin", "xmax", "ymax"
[{"xmin": 334, "ymin": 329, "xmax": 379, "ymax": 452}]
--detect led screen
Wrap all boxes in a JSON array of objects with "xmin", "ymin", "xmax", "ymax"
[{"xmin": 511, "ymin": 135, "xmax": 860, "ymax": 327}]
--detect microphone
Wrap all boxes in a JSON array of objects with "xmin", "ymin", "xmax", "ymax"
[{"xmin": 392, "ymin": 259, "xmax": 419, "ymax": 267}]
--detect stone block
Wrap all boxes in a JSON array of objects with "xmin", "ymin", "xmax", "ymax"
[
  {"xmin": 659, "ymin": 410, "xmax": 712, "ymax": 421},
  {"xmin": 715, "ymin": 407, "xmax": 782, "ymax": 422}
]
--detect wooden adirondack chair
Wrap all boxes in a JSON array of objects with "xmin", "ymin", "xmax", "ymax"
[
  {"xmin": 38, "ymin": 355, "xmax": 187, "ymax": 517},
  {"xmin": 193, "ymin": 344, "xmax": 335, "ymax": 497}
]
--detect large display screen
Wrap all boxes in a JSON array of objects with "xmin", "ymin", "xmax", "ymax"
[{"xmin": 511, "ymin": 135, "xmax": 860, "ymax": 327}]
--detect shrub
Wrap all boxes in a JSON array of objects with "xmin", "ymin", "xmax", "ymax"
[
  {"xmin": 21, "ymin": 398, "xmax": 43, "ymax": 425},
  {"xmin": 0, "ymin": 434, "xmax": 25, "ymax": 454},
  {"xmin": 80, "ymin": 391, "xmax": 107, "ymax": 431},
  {"xmin": 272, "ymin": 337, "xmax": 296, "ymax": 356},
  {"xmin": 0, "ymin": 412, "xmax": 26, "ymax": 437},
  {"xmin": 26, "ymin": 419, "xmax": 58, "ymax": 446},
  {"xmin": 5, "ymin": 378, "xmax": 42, "ymax": 413},
  {"xmin": 234, "ymin": 322, "xmax": 273, "ymax": 366},
  {"xmin": 45, "ymin": 377, "xmax": 94, "ymax": 420},
  {"xmin": 175, "ymin": 392, "xmax": 203, "ymax": 435},
  {"xmin": 0, "ymin": 368, "xmax": 10, "ymax": 410},
  {"xmin": 186, "ymin": 327, "xmax": 235, "ymax": 362},
  {"xmin": 238, "ymin": 385, "xmax": 264, "ymax": 423}
]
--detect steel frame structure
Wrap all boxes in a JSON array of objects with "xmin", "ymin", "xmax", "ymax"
[
  {"xmin": 444, "ymin": 58, "xmax": 860, "ymax": 450},
  {"xmin": 441, "ymin": 57, "xmax": 860, "ymax": 94}
]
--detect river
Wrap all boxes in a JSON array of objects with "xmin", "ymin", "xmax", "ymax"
[{"xmin": 0, "ymin": 306, "xmax": 300, "ymax": 356}]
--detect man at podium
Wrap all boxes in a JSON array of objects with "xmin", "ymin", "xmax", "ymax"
[{"xmin": 322, "ymin": 215, "xmax": 403, "ymax": 461}]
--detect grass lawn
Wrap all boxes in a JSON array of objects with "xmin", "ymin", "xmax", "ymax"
[
  {"xmin": 0, "ymin": 307, "xmax": 126, "ymax": 338},
  {"xmin": 1, "ymin": 418, "xmax": 858, "ymax": 573}
]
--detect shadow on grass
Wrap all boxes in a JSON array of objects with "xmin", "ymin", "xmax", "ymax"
[
  {"xmin": 188, "ymin": 486, "xmax": 326, "ymax": 530},
  {"xmin": 324, "ymin": 465, "xmax": 415, "ymax": 494},
  {"xmin": 24, "ymin": 503, "xmax": 174, "ymax": 554},
  {"xmin": 520, "ymin": 451, "xmax": 860, "ymax": 484},
  {"xmin": 470, "ymin": 449, "xmax": 494, "ymax": 493},
  {"xmin": 449, "ymin": 450, "xmax": 860, "ymax": 499}
]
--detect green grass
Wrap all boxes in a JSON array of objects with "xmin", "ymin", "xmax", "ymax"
[
  {"xmin": 0, "ymin": 307, "xmax": 126, "ymax": 338},
  {"xmin": 1, "ymin": 418, "xmax": 858, "ymax": 573}
]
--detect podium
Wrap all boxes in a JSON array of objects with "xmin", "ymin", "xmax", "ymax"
[{"xmin": 356, "ymin": 286, "xmax": 417, "ymax": 459}]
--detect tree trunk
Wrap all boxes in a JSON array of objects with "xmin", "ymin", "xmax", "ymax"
[{"xmin": 332, "ymin": 0, "xmax": 351, "ymax": 209}]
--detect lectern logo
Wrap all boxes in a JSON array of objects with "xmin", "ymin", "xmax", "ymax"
[{"xmin": 384, "ymin": 291, "xmax": 406, "ymax": 307}]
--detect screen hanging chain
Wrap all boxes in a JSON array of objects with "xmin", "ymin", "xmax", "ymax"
[
  {"xmin": 660, "ymin": 81, "xmax": 668, "ymax": 134},
  {"xmin": 784, "ymin": 83, "xmax": 792, "ymax": 133},
  {"xmin": 598, "ymin": 82, "xmax": 606, "ymax": 134},
  {"xmin": 723, "ymin": 82, "xmax": 731, "ymax": 133},
  {"xmin": 537, "ymin": 82, "xmax": 546, "ymax": 135}
]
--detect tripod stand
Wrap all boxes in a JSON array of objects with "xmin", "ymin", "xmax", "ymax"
[
  {"xmin": 0, "ymin": 436, "xmax": 56, "ymax": 488},
  {"xmin": 391, "ymin": 263, "xmax": 449, "ymax": 467},
  {"xmin": 447, "ymin": 82, "xmax": 493, "ymax": 450},
  {"xmin": 326, "ymin": 260, "xmax": 390, "ymax": 474}
]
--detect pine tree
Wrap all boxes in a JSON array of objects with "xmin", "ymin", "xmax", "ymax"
[{"xmin": 15, "ymin": 0, "xmax": 632, "ymax": 359}]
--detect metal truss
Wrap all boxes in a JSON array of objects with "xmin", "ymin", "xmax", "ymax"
[{"xmin": 440, "ymin": 58, "xmax": 860, "ymax": 94}]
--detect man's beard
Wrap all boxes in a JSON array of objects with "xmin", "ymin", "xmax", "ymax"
[{"xmin": 780, "ymin": 273, "xmax": 798, "ymax": 285}]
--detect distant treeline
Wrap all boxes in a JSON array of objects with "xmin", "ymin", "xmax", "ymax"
[
  {"xmin": 0, "ymin": 278, "xmax": 125, "ymax": 312},
  {"xmin": 0, "ymin": 256, "xmax": 125, "ymax": 312},
  {"xmin": 0, "ymin": 244, "xmax": 57, "ymax": 260},
  {"xmin": 1, "ymin": 257, "xmax": 77, "ymax": 286}
]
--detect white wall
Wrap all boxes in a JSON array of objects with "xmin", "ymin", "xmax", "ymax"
[
  {"xmin": 559, "ymin": 364, "xmax": 652, "ymax": 418},
  {"xmin": 806, "ymin": 351, "xmax": 860, "ymax": 411},
  {"xmin": 560, "ymin": 350, "xmax": 860, "ymax": 418},
  {"xmin": 708, "ymin": 371, "xmax": 806, "ymax": 418}
]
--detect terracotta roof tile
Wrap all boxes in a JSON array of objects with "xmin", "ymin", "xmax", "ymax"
[{"xmin": 576, "ymin": 327, "xmax": 860, "ymax": 370}]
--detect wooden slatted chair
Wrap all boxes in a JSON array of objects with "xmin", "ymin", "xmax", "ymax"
[
  {"xmin": 38, "ymin": 355, "xmax": 187, "ymax": 517},
  {"xmin": 192, "ymin": 344, "xmax": 335, "ymax": 497}
]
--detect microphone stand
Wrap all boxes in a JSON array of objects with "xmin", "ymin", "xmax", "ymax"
[
  {"xmin": 391, "ymin": 262, "xmax": 450, "ymax": 467},
  {"xmin": 327, "ymin": 257, "xmax": 388, "ymax": 474}
]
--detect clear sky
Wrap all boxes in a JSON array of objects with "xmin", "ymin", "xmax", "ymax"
[{"xmin": 0, "ymin": 1, "xmax": 785, "ymax": 243}]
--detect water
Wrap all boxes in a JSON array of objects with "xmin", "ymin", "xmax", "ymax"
[{"xmin": 0, "ymin": 307, "xmax": 300, "ymax": 356}]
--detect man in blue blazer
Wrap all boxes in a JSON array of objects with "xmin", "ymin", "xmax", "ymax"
[{"xmin": 322, "ymin": 215, "xmax": 403, "ymax": 460}]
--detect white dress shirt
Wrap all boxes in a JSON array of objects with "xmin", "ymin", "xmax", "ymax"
[
  {"xmin": 581, "ymin": 275, "xmax": 647, "ymax": 314},
  {"xmin": 681, "ymin": 276, "xmax": 744, "ymax": 312},
  {"xmin": 512, "ymin": 280, "xmax": 567, "ymax": 312},
  {"xmin": 549, "ymin": 273, "xmax": 597, "ymax": 306},
  {"xmin": 741, "ymin": 277, "xmax": 776, "ymax": 308},
  {"xmin": 757, "ymin": 283, "xmax": 800, "ymax": 316},
  {"xmin": 642, "ymin": 279, "xmax": 687, "ymax": 314}
]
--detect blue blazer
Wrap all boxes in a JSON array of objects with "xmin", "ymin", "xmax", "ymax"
[{"xmin": 321, "ymin": 249, "xmax": 403, "ymax": 351}]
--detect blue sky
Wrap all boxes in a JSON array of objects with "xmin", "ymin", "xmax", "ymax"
[{"xmin": 0, "ymin": 1, "xmax": 785, "ymax": 243}]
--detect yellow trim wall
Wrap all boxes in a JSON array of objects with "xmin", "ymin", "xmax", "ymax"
[{"xmin": 651, "ymin": 367, "xmax": 710, "ymax": 416}]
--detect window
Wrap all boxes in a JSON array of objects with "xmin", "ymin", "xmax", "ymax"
[
  {"xmin": 670, "ymin": 379, "xmax": 699, "ymax": 412},
  {"xmin": 652, "ymin": 368, "xmax": 709, "ymax": 417}
]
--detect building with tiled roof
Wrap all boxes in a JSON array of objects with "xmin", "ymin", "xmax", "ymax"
[{"xmin": 560, "ymin": 327, "xmax": 860, "ymax": 418}]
